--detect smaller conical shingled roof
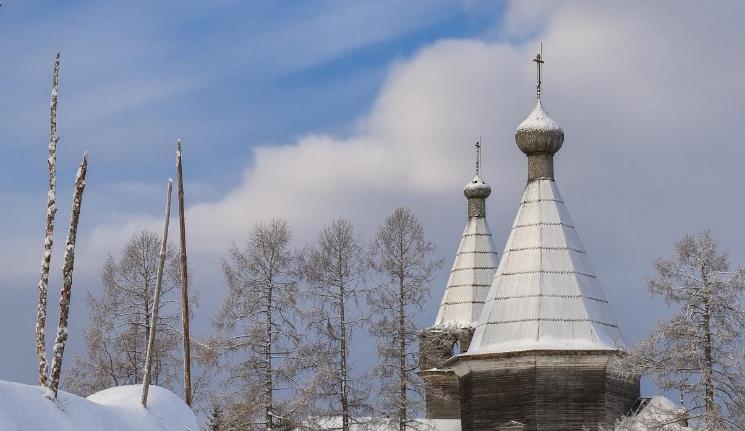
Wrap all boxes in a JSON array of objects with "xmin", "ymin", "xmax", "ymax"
[{"xmin": 434, "ymin": 174, "xmax": 498, "ymax": 328}]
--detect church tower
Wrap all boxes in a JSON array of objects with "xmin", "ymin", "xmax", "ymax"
[
  {"xmin": 429, "ymin": 52, "xmax": 640, "ymax": 431},
  {"xmin": 419, "ymin": 142, "xmax": 499, "ymax": 419}
]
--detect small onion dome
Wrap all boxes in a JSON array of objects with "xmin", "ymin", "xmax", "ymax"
[
  {"xmin": 464, "ymin": 175, "xmax": 491, "ymax": 199},
  {"xmin": 515, "ymin": 99, "xmax": 564, "ymax": 155}
]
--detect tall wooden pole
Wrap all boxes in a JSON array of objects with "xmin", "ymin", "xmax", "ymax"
[
  {"xmin": 176, "ymin": 140, "xmax": 192, "ymax": 406},
  {"xmin": 36, "ymin": 52, "xmax": 60, "ymax": 387},
  {"xmin": 142, "ymin": 179, "xmax": 173, "ymax": 407}
]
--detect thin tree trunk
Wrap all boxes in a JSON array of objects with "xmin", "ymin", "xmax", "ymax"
[
  {"xmin": 176, "ymin": 140, "xmax": 193, "ymax": 407},
  {"xmin": 48, "ymin": 152, "xmax": 88, "ymax": 398},
  {"xmin": 340, "ymin": 272, "xmax": 349, "ymax": 431},
  {"xmin": 36, "ymin": 52, "xmax": 60, "ymax": 387},
  {"xmin": 702, "ymin": 274, "xmax": 715, "ymax": 419},
  {"xmin": 142, "ymin": 179, "xmax": 173, "ymax": 407},
  {"xmin": 266, "ymin": 282, "xmax": 274, "ymax": 431},
  {"xmin": 398, "ymin": 272, "xmax": 406, "ymax": 431}
]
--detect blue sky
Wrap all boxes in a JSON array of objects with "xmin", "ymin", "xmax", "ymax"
[
  {"xmin": 0, "ymin": 0, "xmax": 744, "ymax": 403},
  {"xmin": 0, "ymin": 1, "xmax": 505, "ymax": 194}
]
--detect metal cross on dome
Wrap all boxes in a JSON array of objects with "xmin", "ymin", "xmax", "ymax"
[
  {"xmin": 533, "ymin": 43, "xmax": 544, "ymax": 99},
  {"xmin": 475, "ymin": 139, "xmax": 481, "ymax": 176}
]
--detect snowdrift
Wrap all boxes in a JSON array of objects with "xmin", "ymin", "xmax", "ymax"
[{"xmin": 0, "ymin": 380, "xmax": 198, "ymax": 430}]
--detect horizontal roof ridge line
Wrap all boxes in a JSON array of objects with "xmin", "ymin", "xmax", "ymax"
[
  {"xmin": 482, "ymin": 318, "xmax": 619, "ymax": 328},
  {"xmin": 452, "ymin": 266, "xmax": 499, "ymax": 272},
  {"xmin": 439, "ymin": 300, "xmax": 487, "ymax": 305},
  {"xmin": 446, "ymin": 283, "xmax": 492, "ymax": 288},
  {"xmin": 508, "ymin": 246, "xmax": 585, "ymax": 253},
  {"xmin": 456, "ymin": 251, "xmax": 498, "ymax": 255},
  {"xmin": 520, "ymin": 198, "xmax": 565, "ymax": 204},
  {"xmin": 490, "ymin": 294, "xmax": 608, "ymax": 303},
  {"xmin": 499, "ymin": 270, "xmax": 597, "ymax": 278},
  {"xmin": 513, "ymin": 222, "xmax": 575, "ymax": 228}
]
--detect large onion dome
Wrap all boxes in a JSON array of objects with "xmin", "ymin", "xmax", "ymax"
[{"xmin": 515, "ymin": 98, "xmax": 564, "ymax": 155}]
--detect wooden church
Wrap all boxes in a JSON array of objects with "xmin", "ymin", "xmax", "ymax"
[{"xmin": 418, "ymin": 53, "xmax": 641, "ymax": 431}]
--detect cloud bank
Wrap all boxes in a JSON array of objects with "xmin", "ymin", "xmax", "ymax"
[{"xmin": 87, "ymin": 1, "xmax": 745, "ymax": 337}]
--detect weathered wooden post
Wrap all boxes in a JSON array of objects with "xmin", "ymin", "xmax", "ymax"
[
  {"xmin": 142, "ymin": 179, "xmax": 173, "ymax": 407},
  {"xmin": 35, "ymin": 52, "xmax": 60, "ymax": 387},
  {"xmin": 48, "ymin": 152, "xmax": 88, "ymax": 399},
  {"xmin": 176, "ymin": 140, "xmax": 192, "ymax": 406}
]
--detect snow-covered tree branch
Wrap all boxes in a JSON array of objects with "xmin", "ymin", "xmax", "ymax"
[
  {"xmin": 626, "ymin": 231, "xmax": 745, "ymax": 430},
  {"xmin": 299, "ymin": 218, "xmax": 372, "ymax": 431},
  {"xmin": 214, "ymin": 218, "xmax": 308, "ymax": 431},
  {"xmin": 366, "ymin": 208, "xmax": 442, "ymax": 431}
]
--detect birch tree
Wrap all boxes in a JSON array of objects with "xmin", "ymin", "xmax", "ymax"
[
  {"xmin": 627, "ymin": 231, "xmax": 745, "ymax": 430},
  {"xmin": 216, "ymin": 218, "xmax": 306, "ymax": 431},
  {"xmin": 65, "ymin": 230, "xmax": 182, "ymax": 395},
  {"xmin": 300, "ymin": 218, "xmax": 370, "ymax": 430},
  {"xmin": 367, "ymin": 208, "xmax": 442, "ymax": 431}
]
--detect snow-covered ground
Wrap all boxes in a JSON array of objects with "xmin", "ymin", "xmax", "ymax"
[{"xmin": 0, "ymin": 380, "xmax": 198, "ymax": 430}]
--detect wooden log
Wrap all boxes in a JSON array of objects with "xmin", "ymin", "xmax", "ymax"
[
  {"xmin": 142, "ymin": 179, "xmax": 173, "ymax": 407},
  {"xmin": 176, "ymin": 140, "xmax": 192, "ymax": 407},
  {"xmin": 48, "ymin": 152, "xmax": 88, "ymax": 398},
  {"xmin": 35, "ymin": 52, "xmax": 60, "ymax": 387}
]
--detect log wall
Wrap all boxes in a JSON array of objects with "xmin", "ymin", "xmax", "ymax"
[
  {"xmin": 421, "ymin": 371, "xmax": 461, "ymax": 418},
  {"xmin": 418, "ymin": 328, "xmax": 475, "ymax": 419},
  {"xmin": 452, "ymin": 351, "xmax": 640, "ymax": 431}
]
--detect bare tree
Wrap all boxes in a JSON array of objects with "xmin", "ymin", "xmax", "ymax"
[
  {"xmin": 35, "ymin": 52, "xmax": 60, "ymax": 388},
  {"xmin": 65, "ymin": 230, "xmax": 182, "ymax": 396},
  {"xmin": 367, "ymin": 208, "xmax": 442, "ymax": 431},
  {"xmin": 216, "ymin": 218, "xmax": 306, "ymax": 431},
  {"xmin": 49, "ymin": 152, "xmax": 88, "ymax": 398},
  {"xmin": 627, "ymin": 231, "xmax": 745, "ymax": 430},
  {"xmin": 300, "ymin": 218, "xmax": 370, "ymax": 430}
]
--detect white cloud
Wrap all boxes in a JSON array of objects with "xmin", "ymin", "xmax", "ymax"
[{"xmin": 88, "ymin": 1, "xmax": 745, "ymax": 280}]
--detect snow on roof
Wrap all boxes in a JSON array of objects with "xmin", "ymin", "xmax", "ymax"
[
  {"xmin": 0, "ymin": 380, "xmax": 198, "ymax": 431},
  {"xmin": 515, "ymin": 99, "xmax": 562, "ymax": 134},
  {"xmin": 434, "ymin": 215, "xmax": 498, "ymax": 328},
  {"xmin": 466, "ymin": 179, "xmax": 625, "ymax": 354}
]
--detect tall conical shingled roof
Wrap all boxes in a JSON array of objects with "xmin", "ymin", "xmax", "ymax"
[
  {"xmin": 466, "ymin": 58, "xmax": 625, "ymax": 354},
  {"xmin": 434, "ymin": 173, "xmax": 499, "ymax": 328},
  {"xmin": 467, "ymin": 178, "xmax": 625, "ymax": 353}
]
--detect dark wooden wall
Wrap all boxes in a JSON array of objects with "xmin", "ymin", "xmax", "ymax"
[
  {"xmin": 421, "ymin": 371, "xmax": 461, "ymax": 418},
  {"xmin": 419, "ymin": 328, "xmax": 475, "ymax": 419},
  {"xmin": 454, "ymin": 352, "xmax": 640, "ymax": 431},
  {"xmin": 604, "ymin": 356, "xmax": 641, "ymax": 426}
]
